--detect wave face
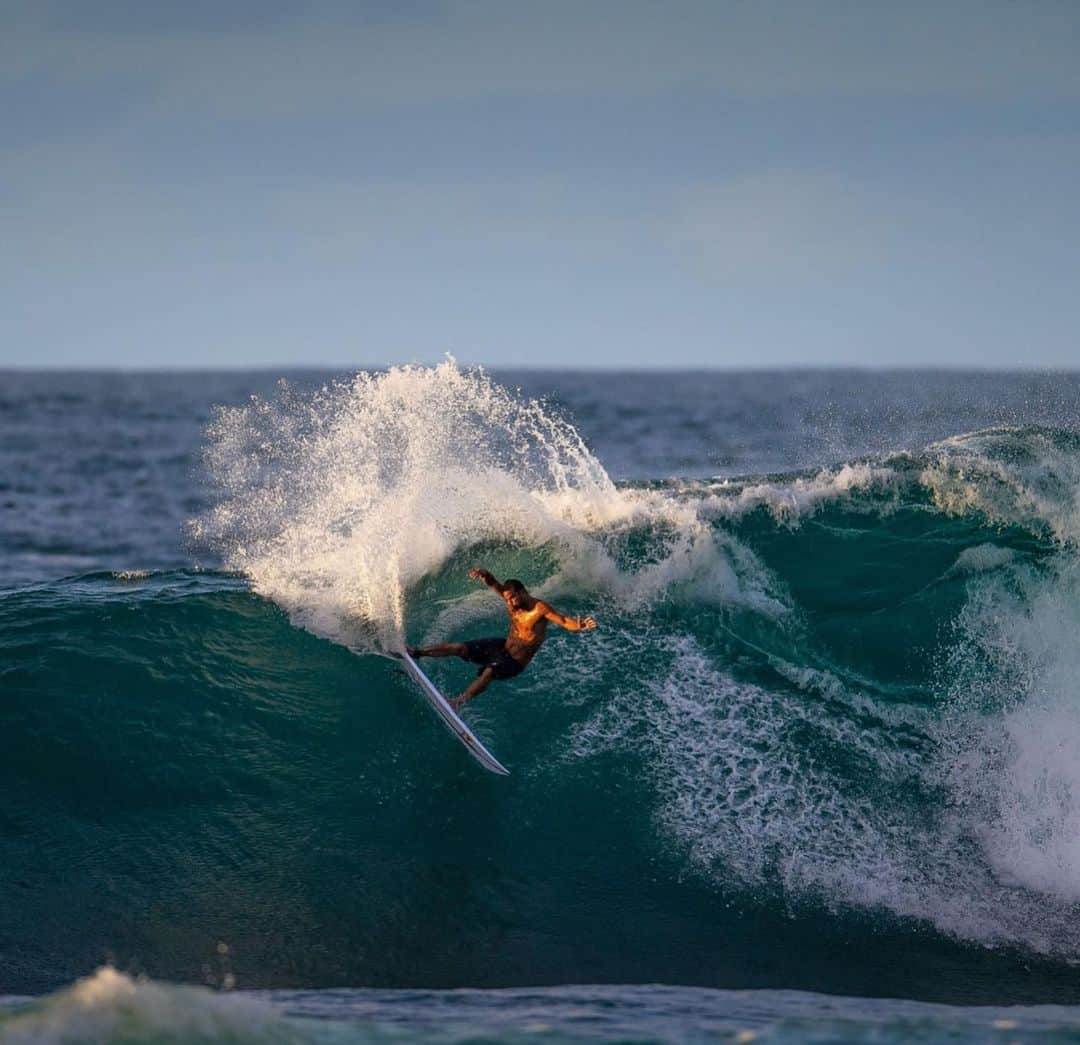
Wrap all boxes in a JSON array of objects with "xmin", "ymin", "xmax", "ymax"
[{"xmin": 5, "ymin": 365, "xmax": 1080, "ymax": 1003}]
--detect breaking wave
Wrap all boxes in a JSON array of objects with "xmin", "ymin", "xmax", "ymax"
[{"xmin": 5, "ymin": 363, "xmax": 1080, "ymax": 999}]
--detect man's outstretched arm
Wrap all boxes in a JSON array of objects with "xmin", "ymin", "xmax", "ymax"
[
  {"xmin": 469, "ymin": 567, "xmax": 505, "ymax": 593},
  {"xmin": 539, "ymin": 602, "xmax": 597, "ymax": 631}
]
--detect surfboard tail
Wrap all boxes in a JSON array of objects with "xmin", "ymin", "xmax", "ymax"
[{"xmin": 396, "ymin": 651, "xmax": 510, "ymax": 776}]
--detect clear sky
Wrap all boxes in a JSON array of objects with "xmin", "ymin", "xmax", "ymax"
[{"xmin": 3, "ymin": 1, "xmax": 1079, "ymax": 369}]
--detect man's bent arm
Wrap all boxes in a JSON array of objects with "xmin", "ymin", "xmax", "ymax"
[
  {"xmin": 469, "ymin": 567, "xmax": 505, "ymax": 593},
  {"xmin": 540, "ymin": 602, "xmax": 597, "ymax": 631}
]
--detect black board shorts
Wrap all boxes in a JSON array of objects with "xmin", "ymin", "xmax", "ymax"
[{"xmin": 462, "ymin": 637, "xmax": 526, "ymax": 680}]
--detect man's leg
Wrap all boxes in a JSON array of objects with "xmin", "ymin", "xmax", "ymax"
[
  {"xmin": 408, "ymin": 643, "xmax": 467, "ymax": 658},
  {"xmin": 451, "ymin": 667, "xmax": 494, "ymax": 709}
]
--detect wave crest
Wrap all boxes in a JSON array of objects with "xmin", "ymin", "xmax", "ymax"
[{"xmin": 191, "ymin": 360, "xmax": 620, "ymax": 650}]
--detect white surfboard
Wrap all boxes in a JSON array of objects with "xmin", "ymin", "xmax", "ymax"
[{"xmin": 395, "ymin": 650, "xmax": 510, "ymax": 776}]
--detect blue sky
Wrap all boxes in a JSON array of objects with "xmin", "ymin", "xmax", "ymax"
[{"xmin": 3, "ymin": 1, "xmax": 1079, "ymax": 368}]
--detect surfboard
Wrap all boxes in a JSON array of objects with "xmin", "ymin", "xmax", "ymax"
[{"xmin": 394, "ymin": 650, "xmax": 510, "ymax": 776}]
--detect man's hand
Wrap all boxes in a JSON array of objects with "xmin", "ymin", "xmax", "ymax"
[
  {"xmin": 540, "ymin": 602, "xmax": 597, "ymax": 631},
  {"xmin": 469, "ymin": 567, "xmax": 499, "ymax": 588}
]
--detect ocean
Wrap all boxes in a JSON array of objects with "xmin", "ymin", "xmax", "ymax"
[{"xmin": 4, "ymin": 363, "xmax": 1080, "ymax": 1042}]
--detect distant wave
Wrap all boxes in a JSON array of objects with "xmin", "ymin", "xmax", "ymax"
[{"xmin": 8, "ymin": 966, "xmax": 1080, "ymax": 1044}]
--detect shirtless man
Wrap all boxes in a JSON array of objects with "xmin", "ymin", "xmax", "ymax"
[{"xmin": 407, "ymin": 568, "xmax": 597, "ymax": 708}]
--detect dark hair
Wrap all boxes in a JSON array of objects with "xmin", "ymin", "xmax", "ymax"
[{"xmin": 504, "ymin": 578, "xmax": 527, "ymax": 594}]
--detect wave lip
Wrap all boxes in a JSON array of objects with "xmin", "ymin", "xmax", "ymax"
[{"xmin": 190, "ymin": 360, "xmax": 620, "ymax": 652}]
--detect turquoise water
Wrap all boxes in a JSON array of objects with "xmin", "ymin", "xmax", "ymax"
[{"xmin": 4, "ymin": 364, "xmax": 1080, "ymax": 1039}]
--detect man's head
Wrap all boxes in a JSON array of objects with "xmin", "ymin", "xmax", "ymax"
[{"xmin": 503, "ymin": 578, "xmax": 529, "ymax": 609}]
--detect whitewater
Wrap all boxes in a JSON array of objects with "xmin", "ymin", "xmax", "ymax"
[{"xmin": 5, "ymin": 363, "xmax": 1080, "ymax": 1039}]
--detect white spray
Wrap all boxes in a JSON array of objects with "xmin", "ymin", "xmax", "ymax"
[{"xmin": 191, "ymin": 360, "xmax": 631, "ymax": 649}]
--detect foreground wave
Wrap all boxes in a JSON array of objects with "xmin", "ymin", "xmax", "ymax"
[
  {"xmin": 6, "ymin": 967, "xmax": 1080, "ymax": 1045},
  {"xmin": 5, "ymin": 364, "xmax": 1080, "ymax": 1002}
]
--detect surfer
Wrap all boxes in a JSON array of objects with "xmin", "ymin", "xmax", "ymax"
[{"xmin": 408, "ymin": 568, "xmax": 597, "ymax": 707}]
